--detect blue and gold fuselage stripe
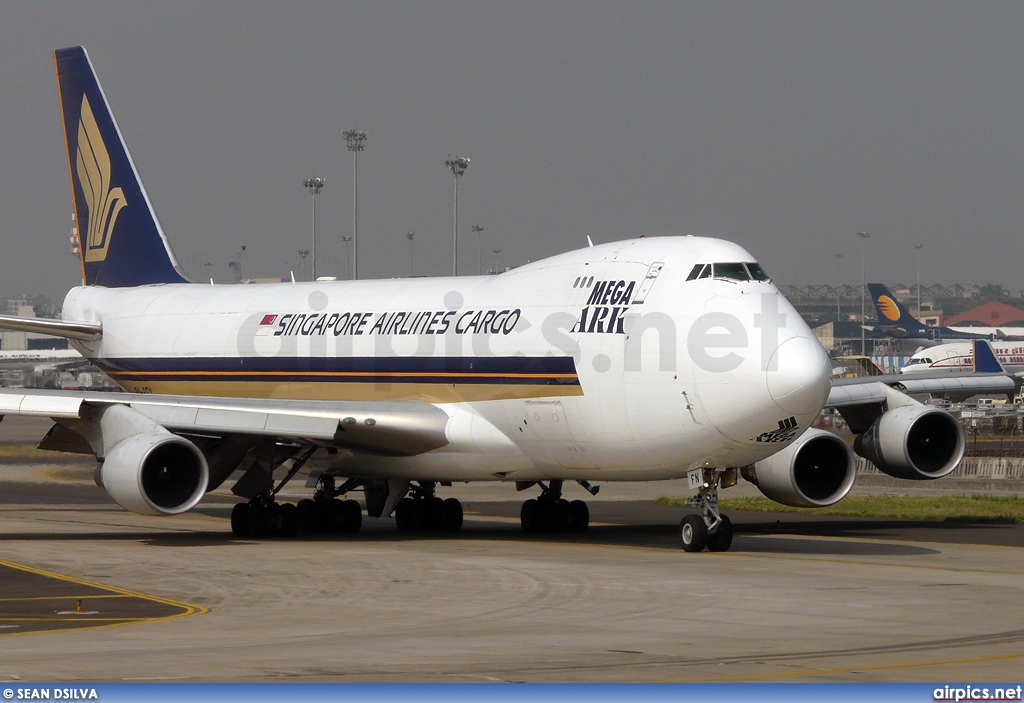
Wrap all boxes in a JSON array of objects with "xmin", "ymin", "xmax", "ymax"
[{"xmin": 94, "ymin": 355, "xmax": 580, "ymax": 387}]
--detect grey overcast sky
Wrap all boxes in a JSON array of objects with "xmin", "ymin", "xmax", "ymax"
[{"xmin": 1, "ymin": 1, "xmax": 1022, "ymax": 304}]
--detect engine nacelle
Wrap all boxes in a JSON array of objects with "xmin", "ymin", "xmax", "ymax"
[
  {"xmin": 853, "ymin": 405, "xmax": 964, "ymax": 480},
  {"xmin": 98, "ymin": 433, "xmax": 209, "ymax": 516},
  {"xmin": 744, "ymin": 428, "xmax": 856, "ymax": 508}
]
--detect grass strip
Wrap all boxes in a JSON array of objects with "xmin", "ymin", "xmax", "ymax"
[{"xmin": 655, "ymin": 494, "xmax": 1024, "ymax": 524}]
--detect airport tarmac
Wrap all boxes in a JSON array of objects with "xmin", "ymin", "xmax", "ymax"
[{"xmin": 1, "ymin": 416, "xmax": 1023, "ymax": 682}]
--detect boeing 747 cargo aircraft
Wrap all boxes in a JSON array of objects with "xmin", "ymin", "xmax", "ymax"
[{"xmin": 0, "ymin": 47, "xmax": 1007, "ymax": 551}]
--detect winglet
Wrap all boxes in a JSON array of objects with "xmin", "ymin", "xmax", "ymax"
[
  {"xmin": 55, "ymin": 46, "xmax": 189, "ymax": 287},
  {"xmin": 973, "ymin": 340, "xmax": 1005, "ymax": 373}
]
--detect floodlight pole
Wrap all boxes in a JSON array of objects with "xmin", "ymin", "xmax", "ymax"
[
  {"xmin": 857, "ymin": 231, "xmax": 870, "ymax": 355},
  {"xmin": 406, "ymin": 232, "xmax": 415, "ymax": 277},
  {"xmin": 833, "ymin": 253, "xmax": 844, "ymax": 323},
  {"xmin": 303, "ymin": 177, "xmax": 325, "ymax": 279},
  {"xmin": 446, "ymin": 156, "xmax": 469, "ymax": 275},
  {"xmin": 471, "ymin": 225, "xmax": 484, "ymax": 275},
  {"xmin": 344, "ymin": 129, "xmax": 368, "ymax": 280},
  {"xmin": 342, "ymin": 236, "xmax": 352, "ymax": 280},
  {"xmin": 915, "ymin": 243, "xmax": 924, "ymax": 317}
]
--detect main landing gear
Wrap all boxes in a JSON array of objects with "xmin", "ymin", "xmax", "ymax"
[
  {"xmin": 519, "ymin": 480, "xmax": 591, "ymax": 534},
  {"xmin": 296, "ymin": 475, "xmax": 363, "ymax": 534},
  {"xmin": 229, "ymin": 447, "xmax": 363, "ymax": 538},
  {"xmin": 394, "ymin": 482, "xmax": 464, "ymax": 533},
  {"xmin": 679, "ymin": 470, "xmax": 734, "ymax": 552}
]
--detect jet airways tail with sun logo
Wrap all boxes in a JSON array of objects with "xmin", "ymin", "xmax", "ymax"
[{"xmin": 867, "ymin": 283, "xmax": 1001, "ymax": 344}]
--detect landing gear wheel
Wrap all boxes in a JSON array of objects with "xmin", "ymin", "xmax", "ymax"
[
  {"xmin": 442, "ymin": 498, "xmax": 464, "ymax": 532},
  {"xmin": 395, "ymin": 497, "xmax": 415, "ymax": 531},
  {"xmin": 568, "ymin": 500, "xmax": 589, "ymax": 533},
  {"xmin": 230, "ymin": 503, "xmax": 252, "ymax": 537},
  {"xmin": 679, "ymin": 514, "xmax": 708, "ymax": 552},
  {"xmin": 247, "ymin": 503, "xmax": 275, "ymax": 538},
  {"xmin": 296, "ymin": 499, "xmax": 316, "ymax": 533},
  {"xmin": 341, "ymin": 499, "xmax": 362, "ymax": 533},
  {"xmin": 520, "ymin": 499, "xmax": 541, "ymax": 533},
  {"xmin": 706, "ymin": 514, "xmax": 733, "ymax": 552},
  {"xmin": 277, "ymin": 502, "xmax": 300, "ymax": 538}
]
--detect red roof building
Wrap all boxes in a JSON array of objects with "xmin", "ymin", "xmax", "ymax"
[{"xmin": 945, "ymin": 301, "xmax": 1024, "ymax": 327}]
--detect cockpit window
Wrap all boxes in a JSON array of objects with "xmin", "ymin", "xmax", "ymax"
[
  {"xmin": 712, "ymin": 263, "xmax": 750, "ymax": 281},
  {"xmin": 745, "ymin": 262, "xmax": 770, "ymax": 281},
  {"xmin": 698, "ymin": 263, "xmax": 711, "ymax": 279},
  {"xmin": 686, "ymin": 264, "xmax": 703, "ymax": 281}
]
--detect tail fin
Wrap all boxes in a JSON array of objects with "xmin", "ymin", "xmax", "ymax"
[
  {"xmin": 55, "ymin": 47, "xmax": 189, "ymax": 287},
  {"xmin": 972, "ymin": 340, "xmax": 1005, "ymax": 373},
  {"xmin": 866, "ymin": 283, "xmax": 926, "ymax": 332}
]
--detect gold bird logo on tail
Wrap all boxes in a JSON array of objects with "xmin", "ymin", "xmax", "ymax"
[{"xmin": 76, "ymin": 94, "xmax": 127, "ymax": 263}]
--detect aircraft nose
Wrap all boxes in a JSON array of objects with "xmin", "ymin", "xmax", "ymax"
[{"xmin": 766, "ymin": 336, "xmax": 832, "ymax": 415}]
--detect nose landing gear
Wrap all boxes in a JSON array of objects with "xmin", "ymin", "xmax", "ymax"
[{"xmin": 679, "ymin": 469, "xmax": 734, "ymax": 552}]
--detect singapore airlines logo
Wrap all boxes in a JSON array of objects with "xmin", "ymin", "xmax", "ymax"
[
  {"xmin": 877, "ymin": 295, "xmax": 901, "ymax": 322},
  {"xmin": 76, "ymin": 95, "xmax": 127, "ymax": 263}
]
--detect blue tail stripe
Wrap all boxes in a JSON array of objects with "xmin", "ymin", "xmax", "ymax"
[{"xmin": 55, "ymin": 46, "xmax": 189, "ymax": 288}]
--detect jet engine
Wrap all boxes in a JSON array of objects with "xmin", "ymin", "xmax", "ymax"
[
  {"xmin": 853, "ymin": 405, "xmax": 964, "ymax": 480},
  {"xmin": 743, "ymin": 428, "xmax": 856, "ymax": 508},
  {"xmin": 97, "ymin": 433, "xmax": 209, "ymax": 516}
]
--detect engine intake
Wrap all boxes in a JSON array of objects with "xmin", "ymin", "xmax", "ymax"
[
  {"xmin": 744, "ymin": 428, "xmax": 856, "ymax": 508},
  {"xmin": 98, "ymin": 433, "xmax": 209, "ymax": 516},
  {"xmin": 853, "ymin": 405, "xmax": 964, "ymax": 480}
]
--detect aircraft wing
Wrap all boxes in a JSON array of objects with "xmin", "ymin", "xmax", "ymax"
[
  {"xmin": 0, "ymin": 388, "xmax": 449, "ymax": 457},
  {"xmin": 826, "ymin": 371, "xmax": 1019, "ymax": 433}
]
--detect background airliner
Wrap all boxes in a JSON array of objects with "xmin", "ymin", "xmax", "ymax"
[
  {"xmin": 901, "ymin": 339, "xmax": 1024, "ymax": 375},
  {"xmin": 868, "ymin": 283, "xmax": 1024, "ymax": 345},
  {"xmin": 0, "ymin": 47, "xmax": 1004, "ymax": 552}
]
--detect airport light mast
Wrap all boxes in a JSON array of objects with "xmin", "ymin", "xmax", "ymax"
[
  {"xmin": 472, "ymin": 224, "xmax": 484, "ymax": 275},
  {"xmin": 344, "ymin": 129, "xmax": 368, "ymax": 280},
  {"xmin": 406, "ymin": 231, "xmax": 415, "ymax": 277},
  {"xmin": 342, "ymin": 236, "xmax": 353, "ymax": 280},
  {"xmin": 833, "ymin": 253, "xmax": 844, "ymax": 323},
  {"xmin": 303, "ymin": 177, "xmax": 325, "ymax": 279},
  {"xmin": 915, "ymin": 243, "xmax": 924, "ymax": 317},
  {"xmin": 858, "ymin": 231, "xmax": 870, "ymax": 355},
  {"xmin": 446, "ymin": 156, "xmax": 470, "ymax": 275}
]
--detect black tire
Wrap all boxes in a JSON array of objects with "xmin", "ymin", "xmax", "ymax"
[
  {"xmin": 278, "ymin": 502, "xmax": 300, "ymax": 538},
  {"xmin": 248, "ymin": 504, "xmax": 273, "ymax": 538},
  {"xmin": 296, "ymin": 499, "xmax": 316, "ymax": 533},
  {"xmin": 679, "ymin": 514, "xmax": 708, "ymax": 552},
  {"xmin": 327, "ymin": 499, "xmax": 350, "ymax": 533},
  {"xmin": 312, "ymin": 500, "xmax": 335, "ymax": 533},
  {"xmin": 230, "ymin": 503, "xmax": 251, "ymax": 537},
  {"xmin": 568, "ymin": 500, "xmax": 589, "ymax": 533},
  {"xmin": 342, "ymin": 500, "xmax": 363, "ymax": 533},
  {"xmin": 707, "ymin": 514, "xmax": 733, "ymax": 552},
  {"xmin": 428, "ymin": 497, "xmax": 445, "ymax": 531},
  {"xmin": 395, "ymin": 497, "xmax": 415, "ymax": 531},
  {"xmin": 442, "ymin": 498, "xmax": 463, "ymax": 532},
  {"xmin": 520, "ymin": 499, "xmax": 541, "ymax": 533},
  {"xmin": 412, "ymin": 499, "xmax": 430, "ymax": 531}
]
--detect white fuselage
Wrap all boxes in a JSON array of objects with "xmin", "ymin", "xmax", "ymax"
[
  {"xmin": 63, "ymin": 237, "xmax": 832, "ymax": 483},
  {"xmin": 901, "ymin": 341, "xmax": 1024, "ymax": 374}
]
